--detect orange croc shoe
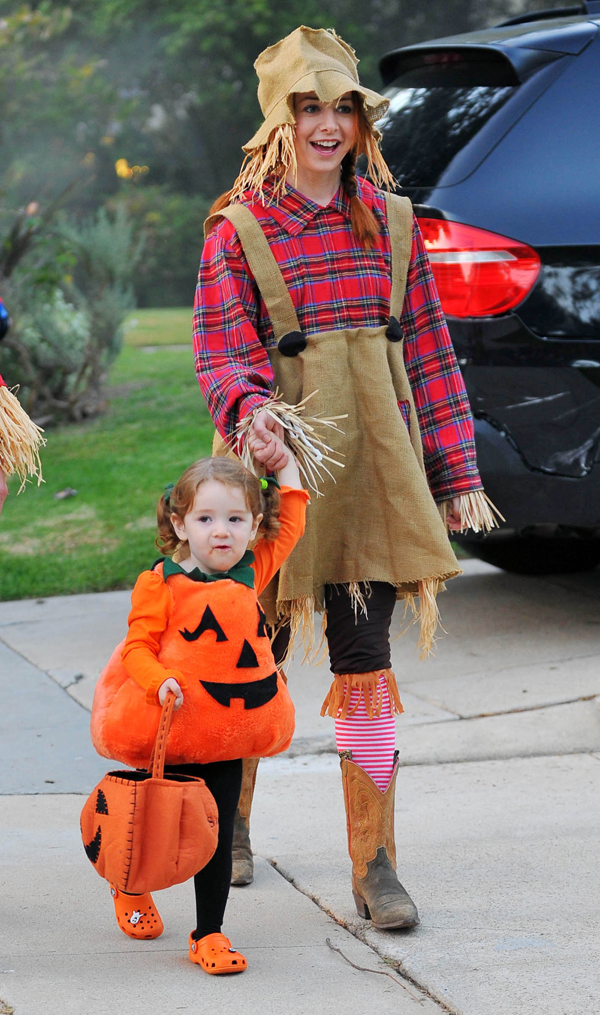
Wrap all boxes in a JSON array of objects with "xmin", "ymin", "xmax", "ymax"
[
  {"xmin": 188, "ymin": 932, "xmax": 247, "ymax": 974},
  {"xmin": 110, "ymin": 885, "xmax": 164, "ymax": 940}
]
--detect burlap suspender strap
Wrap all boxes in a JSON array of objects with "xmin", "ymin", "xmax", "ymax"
[
  {"xmin": 204, "ymin": 192, "xmax": 414, "ymax": 333},
  {"xmin": 385, "ymin": 193, "xmax": 414, "ymax": 320},
  {"xmin": 204, "ymin": 206, "xmax": 301, "ymax": 341}
]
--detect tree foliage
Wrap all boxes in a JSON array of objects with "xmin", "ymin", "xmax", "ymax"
[
  {"xmin": 0, "ymin": 0, "xmax": 566, "ymax": 308},
  {"xmin": 0, "ymin": 0, "xmax": 563, "ymax": 204}
]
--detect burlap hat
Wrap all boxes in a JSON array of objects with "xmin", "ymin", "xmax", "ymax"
[{"xmin": 243, "ymin": 26, "xmax": 389, "ymax": 153}]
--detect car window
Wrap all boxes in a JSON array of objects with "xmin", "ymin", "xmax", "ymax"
[
  {"xmin": 379, "ymin": 55, "xmax": 519, "ymax": 188},
  {"xmin": 445, "ymin": 38, "xmax": 600, "ymax": 245}
]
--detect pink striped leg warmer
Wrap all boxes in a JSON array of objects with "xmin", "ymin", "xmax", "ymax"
[{"xmin": 334, "ymin": 675, "xmax": 397, "ymax": 792}]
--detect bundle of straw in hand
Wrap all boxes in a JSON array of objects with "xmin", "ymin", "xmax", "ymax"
[{"xmin": 234, "ymin": 390, "xmax": 346, "ymax": 495}]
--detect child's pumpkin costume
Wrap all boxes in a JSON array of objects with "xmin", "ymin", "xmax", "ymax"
[
  {"xmin": 90, "ymin": 483, "xmax": 308, "ymax": 961},
  {"xmin": 194, "ymin": 26, "xmax": 500, "ymax": 925},
  {"xmin": 91, "ymin": 485, "xmax": 308, "ymax": 766}
]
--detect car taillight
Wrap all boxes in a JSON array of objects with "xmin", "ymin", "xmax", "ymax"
[{"xmin": 417, "ymin": 217, "xmax": 541, "ymax": 318}]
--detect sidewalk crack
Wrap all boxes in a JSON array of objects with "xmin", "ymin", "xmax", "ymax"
[
  {"xmin": 263, "ymin": 855, "xmax": 461, "ymax": 1013},
  {"xmin": 0, "ymin": 636, "xmax": 90, "ymax": 713}
]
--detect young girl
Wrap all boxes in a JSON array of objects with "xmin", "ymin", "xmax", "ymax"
[{"xmin": 92, "ymin": 447, "xmax": 307, "ymax": 974}]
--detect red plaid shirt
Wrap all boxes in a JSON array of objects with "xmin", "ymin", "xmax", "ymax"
[{"xmin": 193, "ymin": 177, "xmax": 482, "ymax": 502}]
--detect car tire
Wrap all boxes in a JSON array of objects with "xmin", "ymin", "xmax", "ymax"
[{"xmin": 456, "ymin": 535, "xmax": 600, "ymax": 575}]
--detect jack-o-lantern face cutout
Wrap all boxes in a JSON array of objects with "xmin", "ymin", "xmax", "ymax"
[
  {"xmin": 180, "ymin": 605, "xmax": 227, "ymax": 643},
  {"xmin": 179, "ymin": 601, "xmax": 278, "ymax": 710},
  {"xmin": 257, "ymin": 606, "xmax": 269, "ymax": 638},
  {"xmin": 200, "ymin": 671, "xmax": 278, "ymax": 709},
  {"xmin": 82, "ymin": 788, "xmax": 109, "ymax": 864}
]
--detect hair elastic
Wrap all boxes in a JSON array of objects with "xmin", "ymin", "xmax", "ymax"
[
  {"xmin": 163, "ymin": 482, "xmax": 175, "ymax": 505},
  {"xmin": 259, "ymin": 476, "xmax": 281, "ymax": 491}
]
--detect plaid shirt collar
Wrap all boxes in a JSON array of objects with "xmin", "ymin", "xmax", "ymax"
[{"xmin": 244, "ymin": 177, "xmax": 374, "ymax": 237}]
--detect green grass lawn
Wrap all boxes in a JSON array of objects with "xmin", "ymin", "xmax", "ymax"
[
  {"xmin": 0, "ymin": 308, "xmax": 469, "ymax": 600},
  {"xmin": 123, "ymin": 307, "xmax": 193, "ymax": 347},
  {"xmin": 0, "ymin": 309, "xmax": 214, "ymax": 600}
]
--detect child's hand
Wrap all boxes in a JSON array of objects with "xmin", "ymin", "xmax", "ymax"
[
  {"xmin": 158, "ymin": 677, "xmax": 183, "ymax": 709},
  {"xmin": 277, "ymin": 451, "xmax": 302, "ymax": 490},
  {"xmin": 248, "ymin": 411, "xmax": 289, "ymax": 471},
  {"xmin": 248, "ymin": 430, "xmax": 289, "ymax": 472}
]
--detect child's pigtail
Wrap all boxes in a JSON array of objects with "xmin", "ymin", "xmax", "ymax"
[
  {"xmin": 258, "ymin": 479, "xmax": 281, "ymax": 541},
  {"xmin": 156, "ymin": 488, "xmax": 180, "ymax": 555}
]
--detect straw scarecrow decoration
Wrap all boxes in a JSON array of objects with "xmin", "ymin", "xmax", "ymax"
[{"xmin": 0, "ymin": 373, "xmax": 45, "ymax": 494}]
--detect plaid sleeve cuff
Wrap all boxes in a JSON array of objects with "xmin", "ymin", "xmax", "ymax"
[{"xmin": 432, "ymin": 476, "xmax": 484, "ymax": 503}]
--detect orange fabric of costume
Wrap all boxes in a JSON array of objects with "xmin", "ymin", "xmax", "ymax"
[{"xmin": 91, "ymin": 486, "xmax": 308, "ymax": 767}]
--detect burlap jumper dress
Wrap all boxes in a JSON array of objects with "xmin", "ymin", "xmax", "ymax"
[{"xmin": 208, "ymin": 192, "xmax": 461, "ymax": 665}]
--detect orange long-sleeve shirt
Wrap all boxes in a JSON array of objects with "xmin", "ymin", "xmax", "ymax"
[{"xmin": 121, "ymin": 486, "xmax": 308, "ymax": 704}]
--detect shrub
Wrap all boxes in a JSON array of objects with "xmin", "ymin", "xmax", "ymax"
[
  {"xmin": 1, "ymin": 203, "xmax": 140, "ymax": 422},
  {"xmin": 117, "ymin": 186, "xmax": 210, "ymax": 307}
]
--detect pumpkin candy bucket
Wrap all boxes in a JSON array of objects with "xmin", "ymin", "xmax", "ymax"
[{"xmin": 81, "ymin": 693, "xmax": 219, "ymax": 894}]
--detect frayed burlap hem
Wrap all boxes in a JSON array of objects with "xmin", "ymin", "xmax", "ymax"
[
  {"xmin": 320, "ymin": 669, "xmax": 404, "ymax": 719},
  {"xmin": 0, "ymin": 385, "xmax": 45, "ymax": 492},
  {"xmin": 277, "ymin": 573, "xmax": 451, "ymax": 666},
  {"xmin": 402, "ymin": 577, "xmax": 444, "ymax": 660}
]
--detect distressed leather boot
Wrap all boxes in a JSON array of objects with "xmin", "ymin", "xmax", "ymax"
[
  {"xmin": 231, "ymin": 757, "xmax": 259, "ymax": 886},
  {"xmin": 340, "ymin": 751, "xmax": 419, "ymax": 930}
]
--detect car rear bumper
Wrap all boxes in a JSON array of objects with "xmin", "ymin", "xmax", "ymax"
[
  {"xmin": 446, "ymin": 314, "xmax": 600, "ymax": 528},
  {"xmin": 473, "ymin": 417, "xmax": 600, "ymax": 528}
]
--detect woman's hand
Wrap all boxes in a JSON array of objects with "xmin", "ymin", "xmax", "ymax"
[
  {"xmin": 0, "ymin": 468, "xmax": 7, "ymax": 517},
  {"xmin": 247, "ymin": 410, "xmax": 289, "ymax": 472},
  {"xmin": 158, "ymin": 677, "xmax": 184, "ymax": 709},
  {"xmin": 446, "ymin": 497, "xmax": 463, "ymax": 532}
]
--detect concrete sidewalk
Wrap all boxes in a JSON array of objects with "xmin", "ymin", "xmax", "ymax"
[{"xmin": 1, "ymin": 559, "xmax": 600, "ymax": 1014}]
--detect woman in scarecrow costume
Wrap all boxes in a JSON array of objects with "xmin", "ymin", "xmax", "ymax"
[{"xmin": 194, "ymin": 26, "xmax": 500, "ymax": 929}]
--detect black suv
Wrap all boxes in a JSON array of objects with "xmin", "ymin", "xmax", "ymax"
[{"xmin": 379, "ymin": 3, "xmax": 600, "ymax": 573}]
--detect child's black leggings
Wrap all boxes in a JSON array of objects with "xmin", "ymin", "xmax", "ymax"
[{"xmin": 164, "ymin": 758, "xmax": 243, "ymax": 940}]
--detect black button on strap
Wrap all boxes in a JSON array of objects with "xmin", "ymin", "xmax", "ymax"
[
  {"xmin": 278, "ymin": 331, "xmax": 307, "ymax": 357},
  {"xmin": 386, "ymin": 316, "xmax": 403, "ymax": 342}
]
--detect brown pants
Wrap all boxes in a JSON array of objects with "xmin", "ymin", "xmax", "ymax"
[{"xmin": 271, "ymin": 582, "xmax": 396, "ymax": 674}]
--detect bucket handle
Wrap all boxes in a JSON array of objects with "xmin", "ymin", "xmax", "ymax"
[{"xmin": 147, "ymin": 690, "xmax": 177, "ymax": 779}]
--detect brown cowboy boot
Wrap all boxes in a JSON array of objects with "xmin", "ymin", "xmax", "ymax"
[
  {"xmin": 340, "ymin": 751, "xmax": 419, "ymax": 930},
  {"xmin": 231, "ymin": 757, "xmax": 260, "ymax": 886}
]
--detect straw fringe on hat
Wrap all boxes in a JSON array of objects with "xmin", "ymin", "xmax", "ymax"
[{"xmin": 230, "ymin": 26, "xmax": 395, "ymax": 204}]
